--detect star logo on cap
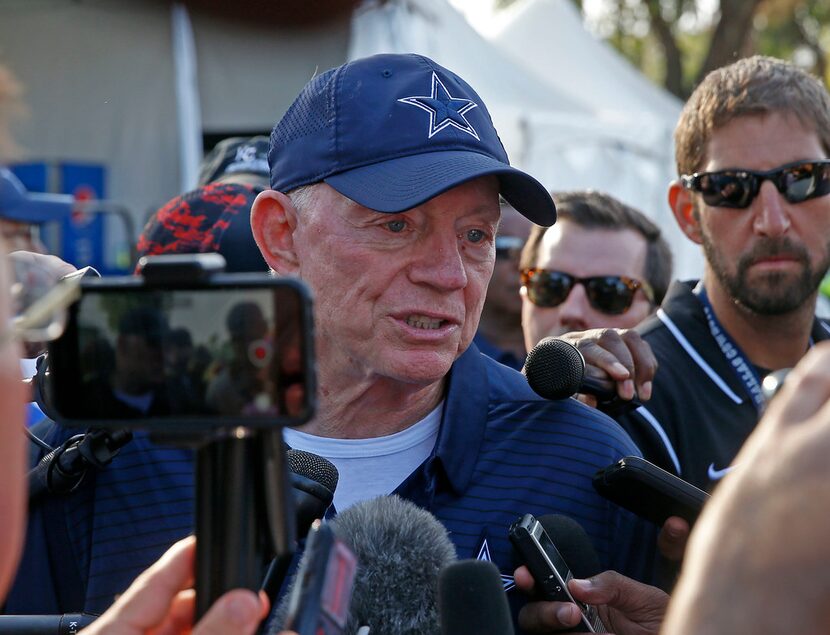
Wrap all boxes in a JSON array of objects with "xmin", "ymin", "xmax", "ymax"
[{"xmin": 398, "ymin": 72, "xmax": 480, "ymax": 140}]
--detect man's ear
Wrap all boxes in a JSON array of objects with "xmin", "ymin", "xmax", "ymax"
[
  {"xmin": 251, "ymin": 190, "xmax": 300, "ymax": 275},
  {"xmin": 668, "ymin": 181, "xmax": 702, "ymax": 245}
]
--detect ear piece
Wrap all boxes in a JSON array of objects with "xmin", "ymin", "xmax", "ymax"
[{"xmin": 668, "ymin": 181, "xmax": 703, "ymax": 244}]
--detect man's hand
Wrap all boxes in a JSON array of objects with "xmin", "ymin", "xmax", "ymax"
[
  {"xmin": 514, "ymin": 567, "xmax": 667, "ymax": 634},
  {"xmin": 559, "ymin": 329, "xmax": 657, "ymax": 402},
  {"xmin": 8, "ymin": 250, "xmax": 77, "ymax": 282},
  {"xmin": 571, "ymin": 571, "xmax": 667, "ymax": 635},
  {"xmin": 82, "ymin": 536, "xmax": 270, "ymax": 635},
  {"xmin": 7, "ymin": 250, "xmax": 78, "ymax": 358}
]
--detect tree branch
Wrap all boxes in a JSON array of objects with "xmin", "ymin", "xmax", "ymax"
[
  {"xmin": 697, "ymin": 0, "xmax": 765, "ymax": 84},
  {"xmin": 645, "ymin": 0, "xmax": 685, "ymax": 98}
]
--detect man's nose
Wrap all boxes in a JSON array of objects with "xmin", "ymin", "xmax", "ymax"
[
  {"xmin": 753, "ymin": 181, "xmax": 792, "ymax": 237},
  {"xmin": 408, "ymin": 232, "xmax": 468, "ymax": 290},
  {"xmin": 556, "ymin": 282, "xmax": 592, "ymax": 328}
]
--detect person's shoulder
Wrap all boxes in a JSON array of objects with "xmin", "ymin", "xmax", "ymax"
[
  {"xmin": 479, "ymin": 352, "xmax": 535, "ymax": 397},
  {"xmin": 634, "ymin": 283, "xmax": 711, "ymax": 375}
]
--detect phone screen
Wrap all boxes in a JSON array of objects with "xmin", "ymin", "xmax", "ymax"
[{"xmin": 48, "ymin": 276, "xmax": 315, "ymax": 430}]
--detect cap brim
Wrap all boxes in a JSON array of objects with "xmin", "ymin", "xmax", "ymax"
[
  {"xmin": 324, "ymin": 151, "xmax": 556, "ymax": 226},
  {"xmin": 3, "ymin": 192, "xmax": 73, "ymax": 223}
]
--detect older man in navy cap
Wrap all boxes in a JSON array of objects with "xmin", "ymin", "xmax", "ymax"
[
  {"xmin": 252, "ymin": 53, "xmax": 660, "ymax": 633},
  {"xmin": 0, "ymin": 168, "xmax": 71, "ymax": 253}
]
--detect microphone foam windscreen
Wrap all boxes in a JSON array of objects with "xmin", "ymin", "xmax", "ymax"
[
  {"xmin": 272, "ymin": 495, "xmax": 457, "ymax": 635},
  {"xmin": 287, "ymin": 448, "xmax": 339, "ymax": 492},
  {"xmin": 523, "ymin": 337, "xmax": 586, "ymax": 400},
  {"xmin": 538, "ymin": 514, "xmax": 602, "ymax": 580},
  {"xmin": 438, "ymin": 560, "xmax": 515, "ymax": 635},
  {"xmin": 331, "ymin": 495, "xmax": 457, "ymax": 635}
]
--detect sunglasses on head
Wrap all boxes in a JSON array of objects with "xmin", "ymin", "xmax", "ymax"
[
  {"xmin": 681, "ymin": 160, "xmax": 830, "ymax": 209},
  {"xmin": 520, "ymin": 268, "xmax": 654, "ymax": 315}
]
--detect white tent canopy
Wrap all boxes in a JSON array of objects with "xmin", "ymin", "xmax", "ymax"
[{"xmin": 490, "ymin": 0, "xmax": 683, "ymax": 121}]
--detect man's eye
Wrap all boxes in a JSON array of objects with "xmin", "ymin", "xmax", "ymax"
[
  {"xmin": 385, "ymin": 219, "xmax": 407, "ymax": 233},
  {"xmin": 465, "ymin": 229, "xmax": 487, "ymax": 243}
]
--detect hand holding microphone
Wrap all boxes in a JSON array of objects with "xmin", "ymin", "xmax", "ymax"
[
  {"xmin": 523, "ymin": 336, "xmax": 651, "ymax": 415},
  {"xmin": 512, "ymin": 514, "xmax": 668, "ymax": 635}
]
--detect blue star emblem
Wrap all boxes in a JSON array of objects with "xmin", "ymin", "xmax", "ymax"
[
  {"xmin": 476, "ymin": 538, "xmax": 515, "ymax": 592},
  {"xmin": 398, "ymin": 72, "xmax": 480, "ymax": 140}
]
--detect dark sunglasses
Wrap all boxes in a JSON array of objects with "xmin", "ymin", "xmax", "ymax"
[
  {"xmin": 520, "ymin": 268, "xmax": 654, "ymax": 315},
  {"xmin": 681, "ymin": 160, "xmax": 830, "ymax": 209}
]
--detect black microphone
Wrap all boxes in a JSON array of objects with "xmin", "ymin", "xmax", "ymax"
[
  {"xmin": 523, "ymin": 338, "xmax": 641, "ymax": 415},
  {"xmin": 261, "ymin": 449, "xmax": 339, "ymax": 605},
  {"xmin": 0, "ymin": 613, "xmax": 97, "ymax": 634},
  {"xmin": 287, "ymin": 449, "xmax": 339, "ymax": 539},
  {"xmin": 537, "ymin": 514, "xmax": 602, "ymax": 580},
  {"xmin": 438, "ymin": 560, "xmax": 515, "ymax": 635},
  {"xmin": 272, "ymin": 495, "xmax": 458, "ymax": 635}
]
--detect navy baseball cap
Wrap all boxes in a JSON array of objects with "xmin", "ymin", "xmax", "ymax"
[
  {"xmin": 0, "ymin": 168, "xmax": 73, "ymax": 223},
  {"xmin": 269, "ymin": 53, "xmax": 556, "ymax": 226}
]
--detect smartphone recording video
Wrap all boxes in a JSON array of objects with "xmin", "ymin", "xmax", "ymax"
[{"xmin": 47, "ymin": 273, "xmax": 315, "ymax": 432}]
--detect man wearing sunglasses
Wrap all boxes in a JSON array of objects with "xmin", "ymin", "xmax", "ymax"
[
  {"xmin": 572, "ymin": 56, "xmax": 830, "ymax": 497},
  {"xmin": 519, "ymin": 190, "xmax": 672, "ymax": 352}
]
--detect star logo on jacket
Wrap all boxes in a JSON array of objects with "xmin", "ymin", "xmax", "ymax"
[
  {"xmin": 398, "ymin": 72, "xmax": 480, "ymax": 140},
  {"xmin": 474, "ymin": 536, "xmax": 515, "ymax": 591}
]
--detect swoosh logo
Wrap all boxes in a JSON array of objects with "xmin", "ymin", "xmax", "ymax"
[{"xmin": 708, "ymin": 463, "xmax": 736, "ymax": 481}]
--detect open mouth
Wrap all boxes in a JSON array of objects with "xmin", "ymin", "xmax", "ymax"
[{"xmin": 406, "ymin": 314, "xmax": 445, "ymax": 330}]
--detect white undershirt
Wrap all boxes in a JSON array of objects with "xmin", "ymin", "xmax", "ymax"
[{"xmin": 283, "ymin": 402, "xmax": 442, "ymax": 512}]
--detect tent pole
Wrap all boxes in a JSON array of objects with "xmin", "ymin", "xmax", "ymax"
[{"xmin": 171, "ymin": 3, "xmax": 202, "ymax": 192}]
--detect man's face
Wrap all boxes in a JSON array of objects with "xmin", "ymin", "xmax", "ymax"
[
  {"xmin": 291, "ymin": 177, "xmax": 500, "ymax": 387},
  {"xmin": 521, "ymin": 219, "xmax": 652, "ymax": 350},
  {"xmin": 695, "ymin": 113, "xmax": 830, "ymax": 315}
]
